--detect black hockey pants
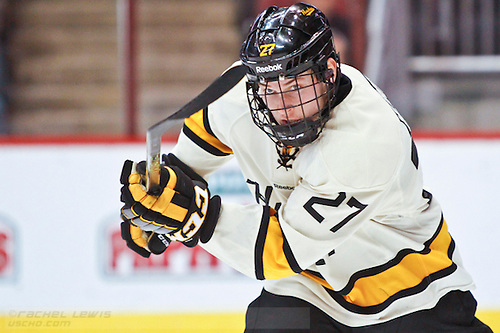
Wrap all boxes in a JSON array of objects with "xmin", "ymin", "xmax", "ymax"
[{"xmin": 244, "ymin": 289, "xmax": 493, "ymax": 332}]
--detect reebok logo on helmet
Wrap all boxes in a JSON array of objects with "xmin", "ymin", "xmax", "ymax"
[{"xmin": 255, "ymin": 64, "xmax": 283, "ymax": 73}]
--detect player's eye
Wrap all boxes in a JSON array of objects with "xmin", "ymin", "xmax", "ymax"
[{"xmin": 259, "ymin": 85, "xmax": 276, "ymax": 95}]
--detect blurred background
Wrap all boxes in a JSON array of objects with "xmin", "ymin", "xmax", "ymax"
[
  {"xmin": 0, "ymin": 0, "xmax": 498, "ymax": 137},
  {"xmin": 0, "ymin": 1, "xmax": 499, "ymax": 332}
]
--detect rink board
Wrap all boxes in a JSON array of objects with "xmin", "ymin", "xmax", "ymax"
[{"xmin": 0, "ymin": 138, "xmax": 499, "ymax": 331}]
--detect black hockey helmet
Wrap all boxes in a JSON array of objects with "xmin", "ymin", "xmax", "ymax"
[{"xmin": 240, "ymin": 2, "xmax": 341, "ymax": 153}]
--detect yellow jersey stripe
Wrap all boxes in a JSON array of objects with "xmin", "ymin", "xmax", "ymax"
[
  {"xmin": 341, "ymin": 219, "xmax": 453, "ymax": 307},
  {"xmin": 303, "ymin": 218, "xmax": 457, "ymax": 314},
  {"xmin": 183, "ymin": 109, "xmax": 233, "ymax": 156},
  {"xmin": 262, "ymin": 216, "xmax": 297, "ymax": 279},
  {"xmin": 301, "ymin": 270, "xmax": 335, "ymax": 290},
  {"xmin": 254, "ymin": 207, "xmax": 302, "ymax": 280}
]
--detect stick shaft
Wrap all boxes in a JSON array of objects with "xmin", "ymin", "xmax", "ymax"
[
  {"xmin": 146, "ymin": 121, "xmax": 173, "ymax": 191},
  {"xmin": 145, "ymin": 64, "xmax": 247, "ymax": 191}
]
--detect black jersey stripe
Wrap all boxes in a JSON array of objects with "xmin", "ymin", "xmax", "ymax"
[
  {"xmin": 182, "ymin": 125, "xmax": 231, "ymax": 156},
  {"xmin": 254, "ymin": 206, "xmax": 271, "ymax": 280},
  {"xmin": 202, "ymin": 107, "xmax": 217, "ymax": 138},
  {"xmin": 281, "ymin": 224, "xmax": 303, "ymax": 274},
  {"xmin": 304, "ymin": 269, "xmax": 325, "ymax": 280}
]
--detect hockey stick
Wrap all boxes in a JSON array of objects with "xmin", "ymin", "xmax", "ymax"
[{"xmin": 146, "ymin": 63, "xmax": 248, "ymax": 193}]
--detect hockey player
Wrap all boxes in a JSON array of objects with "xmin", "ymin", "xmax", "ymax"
[{"xmin": 119, "ymin": 3, "xmax": 492, "ymax": 332}]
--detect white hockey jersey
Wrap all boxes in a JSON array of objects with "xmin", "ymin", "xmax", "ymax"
[{"xmin": 170, "ymin": 64, "xmax": 475, "ymax": 327}]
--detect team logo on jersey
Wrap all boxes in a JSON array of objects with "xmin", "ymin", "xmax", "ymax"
[
  {"xmin": 301, "ymin": 7, "xmax": 315, "ymax": 16},
  {"xmin": 259, "ymin": 43, "xmax": 276, "ymax": 57}
]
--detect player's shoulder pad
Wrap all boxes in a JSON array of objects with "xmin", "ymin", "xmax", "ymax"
[{"xmin": 295, "ymin": 78, "xmax": 404, "ymax": 190}]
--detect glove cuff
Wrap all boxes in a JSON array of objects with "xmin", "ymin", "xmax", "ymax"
[{"xmin": 199, "ymin": 195, "xmax": 221, "ymax": 243}]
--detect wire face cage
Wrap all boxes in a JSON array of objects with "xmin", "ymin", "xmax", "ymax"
[{"xmin": 246, "ymin": 68, "xmax": 335, "ymax": 149}]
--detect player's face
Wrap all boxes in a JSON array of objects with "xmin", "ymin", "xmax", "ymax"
[
  {"xmin": 257, "ymin": 58, "xmax": 337, "ymax": 126},
  {"xmin": 258, "ymin": 71, "xmax": 328, "ymax": 125}
]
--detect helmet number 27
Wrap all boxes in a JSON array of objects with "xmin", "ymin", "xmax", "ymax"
[{"xmin": 259, "ymin": 43, "xmax": 276, "ymax": 57}]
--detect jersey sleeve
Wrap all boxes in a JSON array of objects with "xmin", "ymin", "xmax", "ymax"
[
  {"xmin": 182, "ymin": 107, "xmax": 233, "ymax": 157},
  {"xmin": 171, "ymin": 107, "xmax": 234, "ymax": 178}
]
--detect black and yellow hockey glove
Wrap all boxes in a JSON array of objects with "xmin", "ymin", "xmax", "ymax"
[
  {"xmin": 120, "ymin": 154, "xmax": 221, "ymax": 248},
  {"xmin": 120, "ymin": 222, "xmax": 171, "ymax": 258}
]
